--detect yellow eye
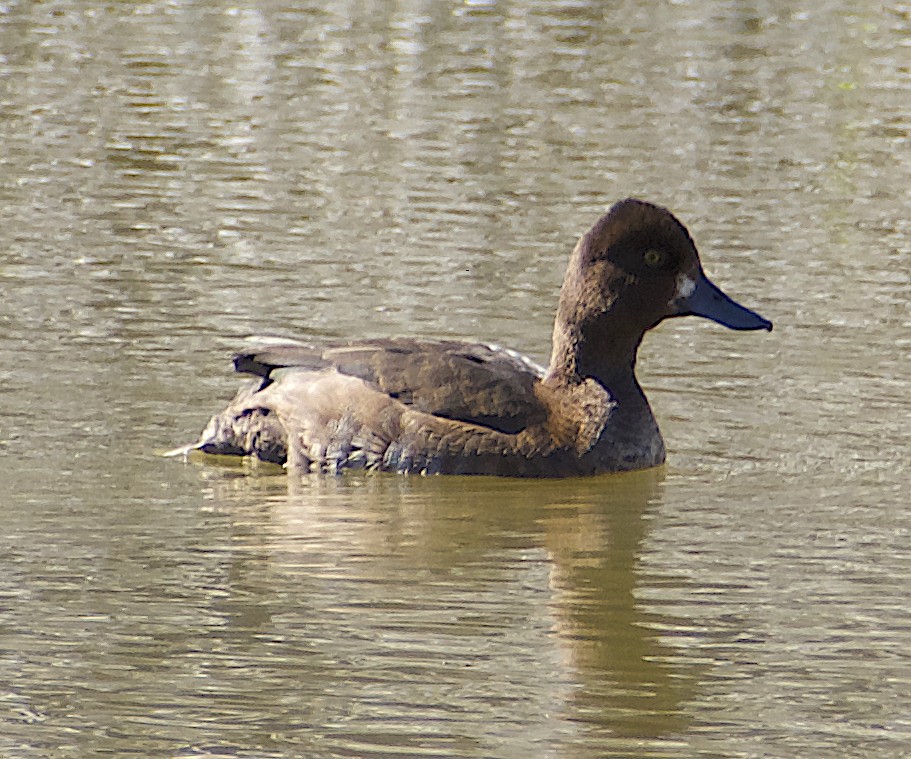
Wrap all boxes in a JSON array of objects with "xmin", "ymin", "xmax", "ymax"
[{"xmin": 643, "ymin": 249, "xmax": 664, "ymax": 268}]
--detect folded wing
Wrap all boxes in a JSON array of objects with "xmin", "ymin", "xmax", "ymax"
[{"xmin": 235, "ymin": 337, "xmax": 547, "ymax": 435}]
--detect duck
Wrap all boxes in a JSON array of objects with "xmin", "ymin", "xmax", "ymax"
[{"xmin": 172, "ymin": 199, "xmax": 772, "ymax": 477}]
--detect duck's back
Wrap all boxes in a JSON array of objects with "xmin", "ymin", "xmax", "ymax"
[{"xmin": 192, "ymin": 338, "xmax": 563, "ymax": 475}]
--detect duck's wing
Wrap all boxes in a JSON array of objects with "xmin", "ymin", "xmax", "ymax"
[{"xmin": 235, "ymin": 337, "xmax": 548, "ymax": 435}]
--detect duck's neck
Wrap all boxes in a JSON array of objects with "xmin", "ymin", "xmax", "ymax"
[
  {"xmin": 544, "ymin": 317, "xmax": 644, "ymax": 398},
  {"xmin": 543, "ymin": 236, "xmax": 645, "ymax": 395},
  {"xmin": 544, "ymin": 316, "xmax": 665, "ymax": 469}
]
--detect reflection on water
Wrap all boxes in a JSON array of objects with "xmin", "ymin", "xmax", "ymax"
[
  {"xmin": 1, "ymin": 465, "xmax": 694, "ymax": 757},
  {"xmin": 188, "ymin": 468, "xmax": 688, "ymax": 757},
  {"xmin": 2, "ymin": 0, "xmax": 910, "ymax": 757}
]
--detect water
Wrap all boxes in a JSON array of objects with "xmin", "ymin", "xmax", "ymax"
[{"xmin": 1, "ymin": 0, "xmax": 910, "ymax": 756}]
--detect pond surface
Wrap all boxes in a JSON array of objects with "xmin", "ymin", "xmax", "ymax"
[{"xmin": 1, "ymin": 1, "xmax": 910, "ymax": 756}]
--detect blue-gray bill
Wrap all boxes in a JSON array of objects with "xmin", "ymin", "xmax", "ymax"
[{"xmin": 676, "ymin": 272, "xmax": 773, "ymax": 332}]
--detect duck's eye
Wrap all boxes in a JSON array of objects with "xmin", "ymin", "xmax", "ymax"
[{"xmin": 643, "ymin": 249, "xmax": 664, "ymax": 268}]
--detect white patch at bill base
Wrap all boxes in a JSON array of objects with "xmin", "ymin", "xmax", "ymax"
[{"xmin": 675, "ymin": 274, "xmax": 697, "ymax": 301}]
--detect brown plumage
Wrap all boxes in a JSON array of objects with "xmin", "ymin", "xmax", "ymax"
[{"xmin": 171, "ymin": 199, "xmax": 772, "ymax": 477}]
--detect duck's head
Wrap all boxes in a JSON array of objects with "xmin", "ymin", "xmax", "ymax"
[{"xmin": 550, "ymin": 198, "xmax": 772, "ymax": 380}]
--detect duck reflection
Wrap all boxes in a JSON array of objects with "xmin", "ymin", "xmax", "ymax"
[
  {"xmin": 201, "ymin": 467, "xmax": 699, "ymax": 749},
  {"xmin": 536, "ymin": 471, "xmax": 694, "ymax": 741}
]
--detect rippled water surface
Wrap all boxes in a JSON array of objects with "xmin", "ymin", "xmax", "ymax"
[{"xmin": 2, "ymin": 1, "xmax": 910, "ymax": 756}]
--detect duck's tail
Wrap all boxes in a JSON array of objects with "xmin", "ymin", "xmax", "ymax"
[
  {"xmin": 161, "ymin": 441, "xmax": 204, "ymax": 458},
  {"xmin": 164, "ymin": 380, "xmax": 289, "ymax": 465}
]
